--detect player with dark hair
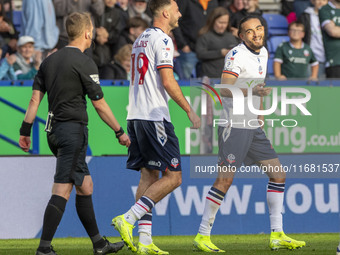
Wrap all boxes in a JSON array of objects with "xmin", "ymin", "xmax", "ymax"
[
  {"xmin": 19, "ymin": 12, "xmax": 130, "ymax": 255},
  {"xmin": 110, "ymin": 0, "xmax": 200, "ymax": 254},
  {"xmin": 193, "ymin": 16, "xmax": 306, "ymax": 252}
]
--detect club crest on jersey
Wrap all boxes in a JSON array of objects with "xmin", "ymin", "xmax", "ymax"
[
  {"xmin": 259, "ymin": 65, "xmax": 263, "ymax": 75},
  {"xmin": 226, "ymin": 154, "xmax": 236, "ymax": 164},
  {"xmin": 163, "ymin": 38, "xmax": 169, "ymax": 45},
  {"xmin": 171, "ymin": 158, "xmax": 179, "ymax": 168},
  {"xmin": 303, "ymin": 50, "xmax": 309, "ymax": 57}
]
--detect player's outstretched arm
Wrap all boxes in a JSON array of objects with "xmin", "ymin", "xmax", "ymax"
[
  {"xmin": 19, "ymin": 90, "xmax": 45, "ymax": 152},
  {"xmin": 159, "ymin": 68, "xmax": 200, "ymax": 129},
  {"xmin": 91, "ymin": 98, "xmax": 131, "ymax": 147}
]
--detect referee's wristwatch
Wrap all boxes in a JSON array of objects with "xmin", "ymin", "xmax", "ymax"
[{"xmin": 115, "ymin": 127, "xmax": 124, "ymax": 139}]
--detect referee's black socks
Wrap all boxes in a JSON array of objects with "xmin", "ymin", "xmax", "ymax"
[
  {"xmin": 75, "ymin": 194, "xmax": 105, "ymax": 248},
  {"xmin": 38, "ymin": 195, "xmax": 67, "ymax": 253}
]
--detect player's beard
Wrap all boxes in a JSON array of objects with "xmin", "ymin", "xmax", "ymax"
[{"xmin": 247, "ymin": 37, "xmax": 264, "ymax": 51}]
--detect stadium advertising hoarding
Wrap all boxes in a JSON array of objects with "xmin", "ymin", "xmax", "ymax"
[
  {"xmin": 0, "ymin": 156, "xmax": 339, "ymax": 239},
  {"xmin": 0, "ymin": 85, "xmax": 339, "ymax": 155}
]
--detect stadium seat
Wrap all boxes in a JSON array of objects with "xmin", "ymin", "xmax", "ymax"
[
  {"xmin": 263, "ymin": 13, "xmax": 288, "ymax": 36},
  {"xmin": 269, "ymin": 36, "xmax": 290, "ymax": 54},
  {"xmin": 12, "ymin": 10, "xmax": 22, "ymax": 33},
  {"xmin": 267, "ymin": 57, "xmax": 274, "ymax": 77}
]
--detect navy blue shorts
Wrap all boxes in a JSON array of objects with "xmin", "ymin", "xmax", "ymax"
[
  {"xmin": 47, "ymin": 122, "xmax": 90, "ymax": 186},
  {"xmin": 126, "ymin": 119, "xmax": 181, "ymax": 171},
  {"xmin": 218, "ymin": 126, "xmax": 277, "ymax": 168}
]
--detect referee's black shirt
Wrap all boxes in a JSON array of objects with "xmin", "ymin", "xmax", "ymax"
[{"xmin": 33, "ymin": 47, "xmax": 104, "ymax": 125}]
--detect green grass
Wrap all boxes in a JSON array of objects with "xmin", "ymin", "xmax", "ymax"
[{"xmin": 0, "ymin": 233, "xmax": 338, "ymax": 254}]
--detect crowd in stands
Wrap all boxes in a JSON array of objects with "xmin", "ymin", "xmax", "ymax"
[{"xmin": 0, "ymin": 0, "xmax": 339, "ymax": 81}]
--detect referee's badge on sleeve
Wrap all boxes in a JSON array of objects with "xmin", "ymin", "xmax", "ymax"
[{"xmin": 90, "ymin": 74, "xmax": 100, "ymax": 84}]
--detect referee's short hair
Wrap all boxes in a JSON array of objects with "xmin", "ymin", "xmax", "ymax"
[
  {"xmin": 66, "ymin": 12, "xmax": 92, "ymax": 41},
  {"xmin": 148, "ymin": 0, "xmax": 172, "ymax": 17}
]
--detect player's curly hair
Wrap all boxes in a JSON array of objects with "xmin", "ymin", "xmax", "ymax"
[
  {"xmin": 66, "ymin": 12, "xmax": 92, "ymax": 41},
  {"xmin": 148, "ymin": 0, "xmax": 172, "ymax": 16}
]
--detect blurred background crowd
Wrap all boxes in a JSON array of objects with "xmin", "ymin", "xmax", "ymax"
[{"xmin": 0, "ymin": 0, "xmax": 338, "ymax": 82}]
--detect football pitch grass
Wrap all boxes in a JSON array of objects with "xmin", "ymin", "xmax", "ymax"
[{"xmin": 0, "ymin": 233, "xmax": 338, "ymax": 254}]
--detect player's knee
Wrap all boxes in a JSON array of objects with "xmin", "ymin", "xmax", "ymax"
[{"xmin": 170, "ymin": 172, "xmax": 182, "ymax": 189}]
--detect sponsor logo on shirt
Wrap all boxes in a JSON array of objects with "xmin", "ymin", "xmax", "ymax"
[
  {"xmin": 163, "ymin": 38, "xmax": 169, "ymax": 45},
  {"xmin": 148, "ymin": 160, "xmax": 161, "ymax": 167},
  {"xmin": 289, "ymin": 57, "xmax": 307, "ymax": 64}
]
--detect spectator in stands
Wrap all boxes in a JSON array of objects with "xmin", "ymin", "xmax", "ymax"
[
  {"xmin": 21, "ymin": 0, "xmax": 59, "ymax": 59},
  {"xmin": 13, "ymin": 36, "xmax": 42, "ymax": 80},
  {"xmin": 196, "ymin": 7, "xmax": 238, "ymax": 78},
  {"xmin": 117, "ymin": 0, "xmax": 129, "ymax": 10},
  {"xmin": 99, "ymin": 44, "xmax": 132, "ymax": 80},
  {"xmin": 294, "ymin": 0, "xmax": 311, "ymax": 18},
  {"xmin": 0, "ymin": 2, "xmax": 17, "ymax": 46},
  {"xmin": 230, "ymin": 0, "xmax": 267, "ymax": 37},
  {"xmin": 173, "ymin": 0, "xmax": 219, "ymax": 79},
  {"xmin": 299, "ymin": 0, "xmax": 327, "ymax": 78},
  {"xmin": 273, "ymin": 21, "xmax": 318, "ymax": 80},
  {"xmin": 113, "ymin": 17, "xmax": 148, "ymax": 55},
  {"xmin": 319, "ymin": 0, "xmax": 340, "ymax": 78},
  {"xmin": 95, "ymin": 0, "xmax": 125, "ymax": 52},
  {"xmin": 116, "ymin": 0, "xmax": 129, "ymax": 29},
  {"xmin": 92, "ymin": 26, "xmax": 111, "ymax": 70},
  {"xmin": 0, "ymin": 52, "xmax": 16, "ymax": 80},
  {"xmin": 127, "ymin": 0, "xmax": 152, "ymax": 25},
  {"xmin": 226, "ymin": 0, "xmax": 244, "ymax": 13},
  {"xmin": 53, "ymin": 0, "xmax": 105, "ymax": 49},
  {"xmin": 1, "ymin": 32, "xmax": 17, "ymax": 58}
]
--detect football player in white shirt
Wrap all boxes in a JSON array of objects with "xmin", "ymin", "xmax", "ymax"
[
  {"xmin": 111, "ymin": 0, "xmax": 200, "ymax": 254},
  {"xmin": 193, "ymin": 16, "xmax": 306, "ymax": 252}
]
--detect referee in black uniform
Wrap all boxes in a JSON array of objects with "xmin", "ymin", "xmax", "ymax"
[{"xmin": 19, "ymin": 12, "xmax": 130, "ymax": 255}]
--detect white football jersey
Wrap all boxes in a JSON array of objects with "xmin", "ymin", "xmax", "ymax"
[
  {"xmin": 220, "ymin": 43, "xmax": 268, "ymax": 129},
  {"xmin": 127, "ymin": 27, "xmax": 174, "ymax": 122}
]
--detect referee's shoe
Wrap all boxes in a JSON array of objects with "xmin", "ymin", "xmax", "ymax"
[
  {"xmin": 35, "ymin": 246, "xmax": 57, "ymax": 255},
  {"xmin": 94, "ymin": 238, "xmax": 124, "ymax": 254}
]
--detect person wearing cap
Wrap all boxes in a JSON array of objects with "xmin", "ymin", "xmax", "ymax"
[{"xmin": 13, "ymin": 35, "xmax": 42, "ymax": 80}]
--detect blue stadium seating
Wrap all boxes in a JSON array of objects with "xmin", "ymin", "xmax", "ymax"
[
  {"xmin": 12, "ymin": 10, "xmax": 22, "ymax": 33},
  {"xmin": 263, "ymin": 13, "xmax": 288, "ymax": 37},
  {"xmin": 268, "ymin": 35, "xmax": 290, "ymax": 54},
  {"xmin": 267, "ymin": 57, "xmax": 274, "ymax": 77}
]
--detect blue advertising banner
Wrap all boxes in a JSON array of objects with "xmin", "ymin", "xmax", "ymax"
[{"xmin": 54, "ymin": 155, "xmax": 340, "ymax": 238}]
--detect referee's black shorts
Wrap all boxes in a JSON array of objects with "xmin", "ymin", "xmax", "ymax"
[{"xmin": 47, "ymin": 122, "xmax": 90, "ymax": 186}]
